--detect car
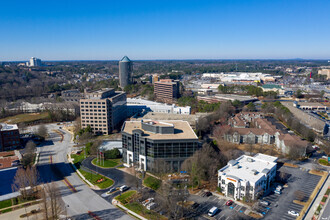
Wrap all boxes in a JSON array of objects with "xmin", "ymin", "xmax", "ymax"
[
  {"xmin": 142, "ymin": 198, "xmax": 154, "ymax": 206},
  {"xmin": 119, "ymin": 185, "xmax": 129, "ymax": 192},
  {"xmin": 274, "ymin": 190, "xmax": 282, "ymax": 195},
  {"xmin": 191, "ymin": 202, "xmax": 200, "ymax": 209},
  {"xmin": 288, "ymin": 210, "xmax": 299, "ymax": 216},
  {"xmin": 260, "ymin": 200, "xmax": 270, "ymax": 206},
  {"xmin": 208, "ymin": 206, "xmax": 219, "ymax": 217},
  {"xmin": 101, "ymin": 188, "xmax": 116, "ymax": 197},
  {"xmin": 226, "ymin": 200, "xmax": 233, "ymax": 206},
  {"xmin": 205, "ymin": 192, "xmax": 212, "ymax": 197},
  {"xmin": 146, "ymin": 202, "xmax": 157, "ymax": 210}
]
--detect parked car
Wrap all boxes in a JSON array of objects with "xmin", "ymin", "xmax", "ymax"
[
  {"xmin": 142, "ymin": 198, "xmax": 154, "ymax": 207},
  {"xmin": 260, "ymin": 200, "xmax": 270, "ymax": 206},
  {"xmin": 147, "ymin": 202, "xmax": 157, "ymax": 210},
  {"xmin": 208, "ymin": 206, "xmax": 219, "ymax": 217},
  {"xmin": 101, "ymin": 188, "xmax": 117, "ymax": 197},
  {"xmin": 120, "ymin": 185, "xmax": 129, "ymax": 192},
  {"xmin": 288, "ymin": 210, "xmax": 299, "ymax": 216},
  {"xmin": 226, "ymin": 200, "xmax": 233, "ymax": 206},
  {"xmin": 274, "ymin": 190, "xmax": 282, "ymax": 195},
  {"xmin": 205, "ymin": 192, "xmax": 212, "ymax": 197},
  {"xmin": 191, "ymin": 202, "xmax": 200, "ymax": 209}
]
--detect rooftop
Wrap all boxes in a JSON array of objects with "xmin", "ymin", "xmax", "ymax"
[
  {"xmin": 219, "ymin": 153, "xmax": 278, "ymax": 183},
  {"xmin": 122, "ymin": 120, "xmax": 198, "ymax": 140},
  {"xmin": 0, "ymin": 123, "xmax": 18, "ymax": 131},
  {"xmin": 120, "ymin": 56, "xmax": 131, "ymax": 62}
]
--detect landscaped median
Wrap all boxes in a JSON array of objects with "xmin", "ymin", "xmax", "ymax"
[
  {"xmin": 92, "ymin": 158, "xmax": 122, "ymax": 168},
  {"xmin": 69, "ymin": 152, "xmax": 114, "ymax": 189},
  {"xmin": 113, "ymin": 190, "xmax": 166, "ymax": 220}
]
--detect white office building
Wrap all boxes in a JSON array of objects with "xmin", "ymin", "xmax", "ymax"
[
  {"xmin": 218, "ymin": 153, "xmax": 277, "ymax": 201},
  {"xmin": 127, "ymin": 98, "xmax": 191, "ymax": 117},
  {"xmin": 27, "ymin": 57, "xmax": 42, "ymax": 67}
]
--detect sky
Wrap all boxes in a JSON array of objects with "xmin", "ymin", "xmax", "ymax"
[{"xmin": 1, "ymin": 0, "xmax": 330, "ymax": 61}]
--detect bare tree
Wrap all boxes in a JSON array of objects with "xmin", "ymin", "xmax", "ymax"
[
  {"xmin": 12, "ymin": 166, "xmax": 39, "ymax": 200},
  {"xmin": 39, "ymin": 182, "xmax": 66, "ymax": 220},
  {"xmin": 36, "ymin": 124, "xmax": 48, "ymax": 139},
  {"xmin": 25, "ymin": 140, "xmax": 36, "ymax": 154}
]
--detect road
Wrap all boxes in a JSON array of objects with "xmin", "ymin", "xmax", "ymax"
[{"xmin": 37, "ymin": 123, "xmax": 132, "ymax": 220}]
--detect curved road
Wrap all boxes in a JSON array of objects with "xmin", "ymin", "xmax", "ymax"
[{"xmin": 37, "ymin": 123, "xmax": 132, "ymax": 220}]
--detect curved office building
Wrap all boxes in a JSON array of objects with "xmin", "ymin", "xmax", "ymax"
[{"xmin": 119, "ymin": 56, "xmax": 132, "ymax": 88}]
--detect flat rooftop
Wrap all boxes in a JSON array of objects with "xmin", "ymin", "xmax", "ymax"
[
  {"xmin": 122, "ymin": 120, "xmax": 198, "ymax": 140},
  {"xmin": 219, "ymin": 153, "xmax": 278, "ymax": 184},
  {"xmin": 0, "ymin": 123, "xmax": 18, "ymax": 131},
  {"xmin": 297, "ymin": 102, "xmax": 325, "ymax": 107}
]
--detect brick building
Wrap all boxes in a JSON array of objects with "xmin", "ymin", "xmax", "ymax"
[{"xmin": 0, "ymin": 124, "xmax": 20, "ymax": 152}]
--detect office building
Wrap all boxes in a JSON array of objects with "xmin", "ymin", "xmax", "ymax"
[
  {"xmin": 0, "ymin": 124, "xmax": 20, "ymax": 152},
  {"xmin": 154, "ymin": 79, "xmax": 180, "ymax": 103},
  {"xmin": 27, "ymin": 57, "xmax": 42, "ymax": 67},
  {"xmin": 121, "ymin": 120, "xmax": 200, "ymax": 171},
  {"xmin": 80, "ymin": 88, "xmax": 127, "ymax": 135},
  {"xmin": 218, "ymin": 154, "xmax": 278, "ymax": 201},
  {"xmin": 119, "ymin": 56, "xmax": 133, "ymax": 88},
  {"xmin": 127, "ymin": 98, "xmax": 191, "ymax": 117}
]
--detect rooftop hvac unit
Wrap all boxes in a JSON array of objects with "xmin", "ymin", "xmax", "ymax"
[{"xmin": 247, "ymin": 158, "xmax": 254, "ymax": 162}]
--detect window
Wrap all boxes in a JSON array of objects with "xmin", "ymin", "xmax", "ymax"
[
  {"xmin": 241, "ymin": 186, "xmax": 245, "ymax": 191},
  {"xmin": 222, "ymin": 180, "xmax": 225, "ymax": 184}
]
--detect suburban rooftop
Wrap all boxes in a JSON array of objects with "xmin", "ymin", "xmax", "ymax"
[
  {"xmin": 219, "ymin": 153, "xmax": 278, "ymax": 183},
  {"xmin": 122, "ymin": 120, "xmax": 198, "ymax": 140}
]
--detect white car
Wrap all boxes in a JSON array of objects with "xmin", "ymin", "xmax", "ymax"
[
  {"xmin": 101, "ymin": 188, "xmax": 116, "ymax": 197},
  {"xmin": 288, "ymin": 210, "xmax": 299, "ymax": 216},
  {"xmin": 260, "ymin": 200, "xmax": 270, "ymax": 206},
  {"xmin": 142, "ymin": 198, "xmax": 154, "ymax": 207},
  {"xmin": 120, "ymin": 185, "xmax": 129, "ymax": 192}
]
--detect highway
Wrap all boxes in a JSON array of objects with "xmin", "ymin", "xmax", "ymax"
[{"xmin": 37, "ymin": 123, "xmax": 132, "ymax": 220}]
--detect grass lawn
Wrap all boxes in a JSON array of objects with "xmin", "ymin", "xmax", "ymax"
[
  {"xmin": 0, "ymin": 112, "xmax": 49, "ymax": 124},
  {"xmin": 71, "ymin": 151, "xmax": 86, "ymax": 169},
  {"xmin": 78, "ymin": 168, "xmax": 113, "ymax": 189},
  {"xmin": 143, "ymin": 175, "xmax": 161, "ymax": 191},
  {"xmin": 92, "ymin": 158, "xmax": 122, "ymax": 168},
  {"xmin": 125, "ymin": 202, "xmax": 166, "ymax": 220},
  {"xmin": 319, "ymin": 159, "xmax": 329, "ymax": 166},
  {"xmin": 0, "ymin": 199, "xmax": 12, "ymax": 209},
  {"xmin": 115, "ymin": 190, "xmax": 137, "ymax": 204}
]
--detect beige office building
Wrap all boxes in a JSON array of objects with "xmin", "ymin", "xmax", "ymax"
[
  {"xmin": 80, "ymin": 88, "xmax": 127, "ymax": 135},
  {"xmin": 154, "ymin": 79, "xmax": 180, "ymax": 103}
]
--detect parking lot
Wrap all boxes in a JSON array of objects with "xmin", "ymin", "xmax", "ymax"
[
  {"xmin": 188, "ymin": 194, "xmax": 251, "ymax": 220},
  {"xmin": 262, "ymin": 165, "xmax": 321, "ymax": 220}
]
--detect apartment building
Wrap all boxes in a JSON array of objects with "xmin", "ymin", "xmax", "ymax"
[
  {"xmin": 80, "ymin": 88, "xmax": 127, "ymax": 135},
  {"xmin": 0, "ymin": 124, "xmax": 20, "ymax": 152},
  {"xmin": 154, "ymin": 79, "xmax": 180, "ymax": 103},
  {"xmin": 121, "ymin": 120, "xmax": 200, "ymax": 171},
  {"xmin": 218, "ymin": 153, "xmax": 278, "ymax": 201}
]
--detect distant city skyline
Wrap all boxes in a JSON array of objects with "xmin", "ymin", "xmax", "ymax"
[{"xmin": 1, "ymin": 0, "xmax": 330, "ymax": 61}]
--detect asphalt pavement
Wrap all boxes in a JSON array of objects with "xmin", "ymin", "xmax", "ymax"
[{"xmin": 37, "ymin": 123, "xmax": 132, "ymax": 220}]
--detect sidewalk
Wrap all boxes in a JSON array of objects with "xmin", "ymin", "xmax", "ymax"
[
  {"xmin": 0, "ymin": 204, "xmax": 42, "ymax": 220},
  {"xmin": 304, "ymin": 173, "xmax": 330, "ymax": 220}
]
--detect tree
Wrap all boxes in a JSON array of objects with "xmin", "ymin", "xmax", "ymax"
[
  {"xmin": 40, "ymin": 182, "xmax": 66, "ymax": 220},
  {"xmin": 295, "ymin": 89, "xmax": 304, "ymax": 98},
  {"xmin": 244, "ymin": 102, "xmax": 256, "ymax": 112},
  {"xmin": 12, "ymin": 166, "xmax": 39, "ymax": 200},
  {"xmin": 104, "ymin": 148, "xmax": 121, "ymax": 159},
  {"xmin": 36, "ymin": 124, "xmax": 48, "ymax": 139}
]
